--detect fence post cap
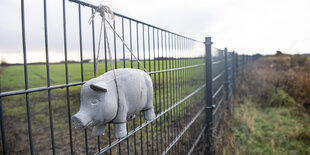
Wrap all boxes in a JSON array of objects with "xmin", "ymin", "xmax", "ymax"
[{"xmin": 204, "ymin": 37, "xmax": 212, "ymax": 45}]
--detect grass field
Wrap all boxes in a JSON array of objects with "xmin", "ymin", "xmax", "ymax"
[
  {"xmin": 0, "ymin": 59, "xmax": 204, "ymax": 92},
  {"xmin": 0, "ymin": 59, "xmax": 206, "ymax": 154}
]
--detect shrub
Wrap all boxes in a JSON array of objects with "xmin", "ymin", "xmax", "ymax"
[
  {"xmin": 291, "ymin": 55, "xmax": 307, "ymax": 67},
  {"xmin": 267, "ymin": 89, "xmax": 296, "ymax": 107},
  {"xmin": 237, "ymin": 55, "xmax": 310, "ymax": 113}
]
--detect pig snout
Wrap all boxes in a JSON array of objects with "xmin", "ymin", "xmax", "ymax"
[{"xmin": 72, "ymin": 112, "xmax": 93, "ymax": 129}]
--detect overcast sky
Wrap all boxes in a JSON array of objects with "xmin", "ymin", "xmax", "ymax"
[{"xmin": 1, "ymin": 0, "xmax": 310, "ymax": 63}]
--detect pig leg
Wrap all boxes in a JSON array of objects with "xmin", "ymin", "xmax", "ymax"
[
  {"xmin": 92, "ymin": 124, "xmax": 106, "ymax": 136},
  {"xmin": 114, "ymin": 123, "xmax": 127, "ymax": 139},
  {"xmin": 143, "ymin": 108, "xmax": 156, "ymax": 121},
  {"xmin": 143, "ymin": 85, "xmax": 156, "ymax": 121},
  {"xmin": 114, "ymin": 96, "xmax": 128, "ymax": 139}
]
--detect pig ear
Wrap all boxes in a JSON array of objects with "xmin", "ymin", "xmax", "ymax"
[{"xmin": 90, "ymin": 82, "xmax": 107, "ymax": 92}]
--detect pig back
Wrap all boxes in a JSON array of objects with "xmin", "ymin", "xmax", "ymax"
[{"xmin": 115, "ymin": 69, "xmax": 151, "ymax": 115}]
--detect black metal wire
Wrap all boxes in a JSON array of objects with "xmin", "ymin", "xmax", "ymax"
[
  {"xmin": 0, "ymin": 80, "xmax": 6, "ymax": 155},
  {"xmin": 0, "ymin": 82, "xmax": 85, "ymax": 97},
  {"xmin": 137, "ymin": 23, "xmax": 140, "ymax": 70},
  {"xmin": 91, "ymin": 9, "xmax": 97, "ymax": 78},
  {"xmin": 177, "ymin": 35, "xmax": 181, "ymax": 154},
  {"xmin": 152, "ymin": 27, "xmax": 157, "ymax": 155},
  {"xmin": 114, "ymin": 19, "xmax": 117, "ymax": 69},
  {"xmin": 108, "ymin": 124, "xmax": 112, "ymax": 155},
  {"xmin": 168, "ymin": 32, "xmax": 172, "ymax": 150},
  {"xmin": 164, "ymin": 31, "xmax": 169, "ymax": 151},
  {"xmin": 146, "ymin": 25, "xmax": 151, "ymax": 155},
  {"xmin": 113, "ymin": 17, "xmax": 122, "ymax": 155},
  {"xmin": 137, "ymin": 22, "xmax": 144, "ymax": 155},
  {"xmin": 143, "ymin": 25, "xmax": 146, "ymax": 69},
  {"xmin": 161, "ymin": 30, "xmax": 167, "ymax": 152},
  {"xmin": 43, "ymin": 0, "xmax": 55, "ymax": 154},
  {"xmin": 62, "ymin": 0, "xmax": 74, "ymax": 154},
  {"xmin": 122, "ymin": 18, "xmax": 125, "ymax": 69},
  {"xmin": 130, "ymin": 20, "xmax": 133, "ymax": 69},
  {"xmin": 172, "ymin": 34, "xmax": 177, "ymax": 155},
  {"xmin": 181, "ymin": 37, "xmax": 186, "ymax": 153},
  {"xmin": 21, "ymin": 0, "xmax": 34, "ymax": 154}
]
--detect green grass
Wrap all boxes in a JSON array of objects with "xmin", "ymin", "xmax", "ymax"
[
  {"xmin": 1, "ymin": 59, "xmax": 204, "ymax": 92},
  {"xmin": 231, "ymin": 98, "xmax": 310, "ymax": 154},
  {"xmin": 0, "ymin": 59, "xmax": 206, "ymax": 154}
]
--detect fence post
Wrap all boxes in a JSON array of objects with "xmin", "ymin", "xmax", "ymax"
[
  {"xmin": 242, "ymin": 54, "xmax": 245, "ymax": 67},
  {"xmin": 236, "ymin": 53, "xmax": 238, "ymax": 75},
  {"xmin": 232, "ymin": 51, "xmax": 236, "ymax": 97},
  {"xmin": 0, "ymin": 80, "xmax": 6, "ymax": 155},
  {"xmin": 205, "ymin": 37, "xmax": 213, "ymax": 155},
  {"xmin": 224, "ymin": 48, "xmax": 229, "ymax": 109}
]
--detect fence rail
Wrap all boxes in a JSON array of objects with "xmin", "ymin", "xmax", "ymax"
[{"xmin": 0, "ymin": 0, "xmax": 256, "ymax": 154}]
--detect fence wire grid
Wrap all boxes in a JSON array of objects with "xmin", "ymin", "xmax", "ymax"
[{"xmin": 0, "ymin": 0, "xmax": 256, "ymax": 154}]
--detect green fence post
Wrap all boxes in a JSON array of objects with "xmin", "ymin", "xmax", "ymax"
[
  {"xmin": 205, "ymin": 37, "xmax": 213, "ymax": 155},
  {"xmin": 232, "ymin": 51, "xmax": 236, "ymax": 97},
  {"xmin": 243, "ymin": 54, "xmax": 245, "ymax": 67},
  {"xmin": 236, "ymin": 53, "xmax": 238, "ymax": 75},
  {"xmin": 224, "ymin": 48, "xmax": 229, "ymax": 109}
]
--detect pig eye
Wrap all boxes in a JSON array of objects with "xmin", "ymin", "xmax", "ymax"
[{"xmin": 91, "ymin": 98, "xmax": 100, "ymax": 105}]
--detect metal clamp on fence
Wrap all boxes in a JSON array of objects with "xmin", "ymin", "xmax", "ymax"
[{"xmin": 206, "ymin": 104, "xmax": 216, "ymax": 109}]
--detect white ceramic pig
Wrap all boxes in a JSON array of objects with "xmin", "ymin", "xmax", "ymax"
[{"xmin": 71, "ymin": 68, "xmax": 156, "ymax": 138}]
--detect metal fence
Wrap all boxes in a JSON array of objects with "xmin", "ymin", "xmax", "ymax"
[{"xmin": 0, "ymin": 0, "xmax": 255, "ymax": 154}]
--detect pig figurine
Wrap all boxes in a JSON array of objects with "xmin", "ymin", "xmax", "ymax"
[{"xmin": 72, "ymin": 68, "xmax": 156, "ymax": 138}]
